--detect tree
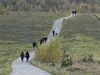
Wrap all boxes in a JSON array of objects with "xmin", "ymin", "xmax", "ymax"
[
  {"xmin": 35, "ymin": 37, "xmax": 63, "ymax": 66},
  {"xmin": 47, "ymin": 38, "xmax": 63, "ymax": 66}
]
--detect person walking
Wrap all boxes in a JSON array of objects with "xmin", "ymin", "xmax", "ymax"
[
  {"xmin": 52, "ymin": 30, "xmax": 55, "ymax": 37},
  {"xmin": 25, "ymin": 51, "xmax": 30, "ymax": 63},
  {"xmin": 32, "ymin": 42, "xmax": 37, "ymax": 51},
  {"xmin": 20, "ymin": 51, "xmax": 24, "ymax": 62}
]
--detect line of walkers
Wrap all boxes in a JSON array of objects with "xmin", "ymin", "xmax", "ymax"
[
  {"xmin": 52, "ymin": 28, "xmax": 58, "ymax": 37},
  {"xmin": 20, "ymin": 51, "xmax": 30, "ymax": 63},
  {"xmin": 20, "ymin": 28, "xmax": 58, "ymax": 63}
]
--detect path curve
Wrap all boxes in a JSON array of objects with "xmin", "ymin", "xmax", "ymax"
[{"xmin": 10, "ymin": 15, "xmax": 73, "ymax": 75}]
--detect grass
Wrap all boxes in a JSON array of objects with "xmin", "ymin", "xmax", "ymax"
[
  {"xmin": 0, "ymin": 12, "xmax": 65, "ymax": 75},
  {"xmin": 61, "ymin": 14, "xmax": 100, "ymax": 60},
  {"xmin": 32, "ymin": 13, "xmax": 100, "ymax": 75},
  {"xmin": 60, "ymin": 13, "xmax": 100, "ymax": 75}
]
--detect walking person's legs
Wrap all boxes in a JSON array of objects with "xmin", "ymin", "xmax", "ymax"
[
  {"xmin": 25, "ymin": 51, "xmax": 30, "ymax": 63},
  {"xmin": 20, "ymin": 51, "xmax": 24, "ymax": 62},
  {"xmin": 56, "ymin": 33, "xmax": 57, "ymax": 36},
  {"xmin": 52, "ymin": 30, "xmax": 55, "ymax": 37},
  {"xmin": 21, "ymin": 57, "xmax": 24, "ymax": 62}
]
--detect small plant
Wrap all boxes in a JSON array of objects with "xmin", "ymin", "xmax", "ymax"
[
  {"xmin": 35, "ymin": 37, "xmax": 63, "ymax": 66},
  {"xmin": 83, "ymin": 54, "xmax": 94, "ymax": 62},
  {"xmin": 61, "ymin": 52, "xmax": 73, "ymax": 68}
]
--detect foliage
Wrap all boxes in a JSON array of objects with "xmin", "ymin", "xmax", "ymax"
[
  {"xmin": 83, "ymin": 54, "xmax": 94, "ymax": 62},
  {"xmin": 32, "ymin": 14, "xmax": 100, "ymax": 75},
  {"xmin": 35, "ymin": 44, "xmax": 48, "ymax": 62},
  {"xmin": 60, "ymin": 14, "xmax": 100, "ymax": 75},
  {"xmin": 0, "ymin": 0, "xmax": 99, "ymax": 12},
  {"xmin": 61, "ymin": 53, "xmax": 73, "ymax": 68},
  {"xmin": 0, "ymin": 12, "xmax": 64, "ymax": 75},
  {"xmin": 61, "ymin": 14, "xmax": 100, "ymax": 60},
  {"xmin": 35, "ymin": 38, "xmax": 63, "ymax": 66},
  {"xmin": 1, "ymin": 64, "xmax": 12, "ymax": 75},
  {"xmin": 47, "ymin": 38, "xmax": 63, "ymax": 64}
]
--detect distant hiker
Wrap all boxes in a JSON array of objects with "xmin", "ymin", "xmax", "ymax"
[
  {"xmin": 20, "ymin": 51, "xmax": 24, "ymax": 62},
  {"xmin": 32, "ymin": 42, "xmax": 37, "ymax": 51},
  {"xmin": 74, "ymin": 11, "xmax": 77, "ymax": 16},
  {"xmin": 25, "ymin": 51, "xmax": 30, "ymax": 63},
  {"xmin": 43, "ymin": 37, "xmax": 47, "ymax": 42},
  {"xmin": 72, "ymin": 11, "xmax": 77, "ymax": 16},
  {"xmin": 52, "ymin": 30, "xmax": 55, "ymax": 36},
  {"xmin": 40, "ymin": 39, "xmax": 43, "ymax": 44}
]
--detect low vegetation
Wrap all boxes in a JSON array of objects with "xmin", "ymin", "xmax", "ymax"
[
  {"xmin": 0, "ymin": 12, "xmax": 65, "ymax": 75},
  {"xmin": 31, "ymin": 37, "xmax": 64, "ymax": 75},
  {"xmin": 0, "ymin": 0, "xmax": 100, "ymax": 12},
  {"xmin": 60, "ymin": 14, "xmax": 100, "ymax": 75},
  {"xmin": 32, "ymin": 13, "xmax": 100, "ymax": 75},
  {"xmin": 34, "ymin": 38, "xmax": 63, "ymax": 66}
]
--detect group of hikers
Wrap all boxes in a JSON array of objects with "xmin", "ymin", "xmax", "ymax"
[
  {"xmin": 20, "ymin": 29, "xmax": 58, "ymax": 63},
  {"xmin": 20, "ymin": 10, "xmax": 78, "ymax": 63},
  {"xmin": 20, "ymin": 10, "xmax": 77, "ymax": 63},
  {"xmin": 52, "ymin": 28, "xmax": 58, "ymax": 37},
  {"xmin": 20, "ymin": 51, "xmax": 30, "ymax": 62},
  {"xmin": 71, "ymin": 10, "xmax": 77, "ymax": 16}
]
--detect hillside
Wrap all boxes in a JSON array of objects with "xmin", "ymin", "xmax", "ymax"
[
  {"xmin": 60, "ymin": 14, "xmax": 100, "ymax": 75},
  {"xmin": 30, "ymin": 14, "xmax": 100, "ymax": 75},
  {"xmin": 0, "ymin": 12, "xmax": 65, "ymax": 75}
]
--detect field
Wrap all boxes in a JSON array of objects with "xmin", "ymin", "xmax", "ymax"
[
  {"xmin": 61, "ymin": 14, "xmax": 100, "ymax": 60},
  {"xmin": 32, "ymin": 13, "xmax": 100, "ymax": 75},
  {"xmin": 60, "ymin": 13, "xmax": 100, "ymax": 75},
  {"xmin": 0, "ymin": 12, "xmax": 65, "ymax": 75}
]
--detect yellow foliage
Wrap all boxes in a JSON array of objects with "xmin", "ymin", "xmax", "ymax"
[
  {"xmin": 35, "ymin": 37, "xmax": 63, "ymax": 63},
  {"xmin": 47, "ymin": 38, "xmax": 63, "ymax": 63},
  {"xmin": 35, "ymin": 44, "xmax": 49, "ymax": 61}
]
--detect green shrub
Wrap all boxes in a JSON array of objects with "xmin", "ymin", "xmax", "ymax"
[
  {"xmin": 61, "ymin": 53, "xmax": 73, "ymax": 68},
  {"xmin": 35, "ymin": 37, "xmax": 63, "ymax": 66},
  {"xmin": 83, "ymin": 54, "xmax": 94, "ymax": 62}
]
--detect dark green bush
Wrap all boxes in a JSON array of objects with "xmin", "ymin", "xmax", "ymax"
[
  {"xmin": 83, "ymin": 54, "xmax": 94, "ymax": 62},
  {"xmin": 61, "ymin": 53, "xmax": 73, "ymax": 68}
]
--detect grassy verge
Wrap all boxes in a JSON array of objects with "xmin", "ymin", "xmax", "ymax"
[
  {"xmin": 0, "ymin": 12, "xmax": 65, "ymax": 75},
  {"xmin": 60, "ymin": 13, "xmax": 100, "ymax": 75},
  {"xmin": 31, "ymin": 13, "xmax": 100, "ymax": 75},
  {"xmin": 61, "ymin": 14, "xmax": 100, "ymax": 60}
]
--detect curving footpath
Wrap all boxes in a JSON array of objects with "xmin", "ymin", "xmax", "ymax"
[{"xmin": 10, "ymin": 15, "xmax": 73, "ymax": 75}]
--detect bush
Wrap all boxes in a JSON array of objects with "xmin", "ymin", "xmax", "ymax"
[
  {"xmin": 83, "ymin": 54, "xmax": 94, "ymax": 62},
  {"xmin": 35, "ymin": 44, "xmax": 48, "ymax": 62},
  {"xmin": 35, "ymin": 37, "xmax": 63, "ymax": 66},
  {"xmin": 61, "ymin": 52, "xmax": 73, "ymax": 68}
]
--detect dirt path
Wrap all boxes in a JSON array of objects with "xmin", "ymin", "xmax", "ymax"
[{"xmin": 10, "ymin": 15, "xmax": 73, "ymax": 75}]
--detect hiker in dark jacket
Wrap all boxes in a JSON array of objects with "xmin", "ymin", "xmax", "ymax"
[
  {"xmin": 32, "ymin": 42, "xmax": 37, "ymax": 51},
  {"xmin": 52, "ymin": 30, "xmax": 55, "ymax": 37},
  {"xmin": 20, "ymin": 51, "xmax": 24, "ymax": 62},
  {"xmin": 25, "ymin": 51, "xmax": 30, "ymax": 63},
  {"xmin": 72, "ymin": 10, "xmax": 77, "ymax": 16},
  {"xmin": 40, "ymin": 39, "xmax": 43, "ymax": 44},
  {"xmin": 43, "ymin": 37, "xmax": 47, "ymax": 42}
]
